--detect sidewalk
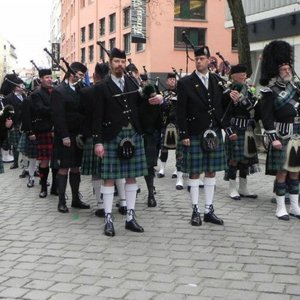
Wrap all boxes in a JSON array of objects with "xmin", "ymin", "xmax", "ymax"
[{"xmin": 0, "ymin": 152, "xmax": 299, "ymax": 300}]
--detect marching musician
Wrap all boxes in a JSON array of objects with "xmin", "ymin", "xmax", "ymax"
[
  {"xmin": 51, "ymin": 62, "xmax": 90, "ymax": 213},
  {"xmin": 92, "ymin": 48, "xmax": 163, "ymax": 236},
  {"xmin": 260, "ymin": 40, "xmax": 300, "ymax": 220},
  {"xmin": 2, "ymin": 74, "xmax": 26, "ymax": 169},
  {"xmin": 225, "ymin": 64, "xmax": 259, "ymax": 200},
  {"xmin": 177, "ymin": 46, "xmax": 236, "ymax": 227},
  {"xmin": 0, "ymin": 105, "xmax": 13, "ymax": 173},
  {"xmin": 25, "ymin": 69, "xmax": 58, "ymax": 197}
]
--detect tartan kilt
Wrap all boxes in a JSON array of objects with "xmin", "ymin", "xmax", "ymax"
[
  {"xmin": 8, "ymin": 128, "xmax": 21, "ymax": 148},
  {"xmin": 175, "ymin": 141, "xmax": 184, "ymax": 172},
  {"xmin": 225, "ymin": 128, "xmax": 258, "ymax": 166},
  {"xmin": 266, "ymin": 123, "xmax": 300, "ymax": 174},
  {"xmin": 143, "ymin": 130, "xmax": 160, "ymax": 168},
  {"xmin": 81, "ymin": 137, "xmax": 101, "ymax": 176},
  {"xmin": 0, "ymin": 151, "xmax": 4, "ymax": 173},
  {"xmin": 53, "ymin": 133, "xmax": 83, "ymax": 168},
  {"xmin": 17, "ymin": 133, "xmax": 37, "ymax": 159},
  {"xmin": 181, "ymin": 130, "xmax": 227, "ymax": 174},
  {"xmin": 36, "ymin": 132, "xmax": 53, "ymax": 161},
  {"xmin": 98, "ymin": 128, "xmax": 148, "ymax": 180}
]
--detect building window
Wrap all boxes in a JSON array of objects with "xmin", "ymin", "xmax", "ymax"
[
  {"xmin": 231, "ymin": 29, "xmax": 238, "ymax": 51},
  {"xmin": 109, "ymin": 13, "xmax": 116, "ymax": 33},
  {"xmin": 99, "ymin": 18, "xmax": 105, "ymax": 36},
  {"xmin": 174, "ymin": 0, "xmax": 206, "ymax": 20},
  {"xmin": 109, "ymin": 38, "xmax": 116, "ymax": 50},
  {"xmin": 80, "ymin": 0, "xmax": 85, "ymax": 8},
  {"xmin": 136, "ymin": 43, "xmax": 145, "ymax": 52},
  {"xmin": 89, "ymin": 45, "xmax": 94, "ymax": 62},
  {"xmin": 99, "ymin": 41, "xmax": 106, "ymax": 61},
  {"xmin": 124, "ymin": 33, "xmax": 131, "ymax": 54},
  {"xmin": 81, "ymin": 27, "xmax": 86, "ymax": 43},
  {"xmin": 81, "ymin": 47, "xmax": 86, "ymax": 63},
  {"xmin": 174, "ymin": 27, "xmax": 206, "ymax": 49},
  {"xmin": 123, "ymin": 7, "xmax": 130, "ymax": 28},
  {"xmin": 89, "ymin": 23, "xmax": 94, "ymax": 40}
]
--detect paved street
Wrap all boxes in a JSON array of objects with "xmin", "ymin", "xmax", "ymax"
[{"xmin": 0, "ymin": 152, "xmax": 300, "ymax": 300}]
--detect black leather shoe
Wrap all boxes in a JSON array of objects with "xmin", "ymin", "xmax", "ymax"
[
  {"xmin": 239, "ymin": 193, "xmax": 258, "ymax": 199},
  {"xmin": 172, "ymin": 174, "xmax": 177, "ymax": 178},
  {"xmin": 39, "ymin": 190, "xmax": 47, "ymax": 198},
  {"xmin": 230, "ymin": 195, "xmax": 241, "ymax": 201},
  {"xmin": 27, "ymin": 178, "xmax": 34, "ymax": 188},
  {"xmin": 104, "ymin": 217, "xmax": 115, "ymax": 237},
  {"xmin": 118, "ymin": 206, "xmax": 127, "ymax": 215},
  {"xmin": 204, "ymin": 206, "xmax": 224, "ymax": 225},
  {"xmin": 277, "ymin": 214, "xmax": 290, "ymax": 221},
  {"xmin": 95, "ymin": 208, "xmax": 105, "ymax": 217},
  {"xmin": 71, "ymin": 200, "xmax": 90, "ymax": 209},
  {"xmin": 148, "ymin": 196, "xmax": 157, "ymax": 207},
  {"xmin": 10, "ymin": 164, "xmax": 18, "ymax": 169},
  {"xmin": 176, "ymin": 184, "xmax": 183, "ymax": 190},
  {"xmin": 191, "ymin": 207, "xmax": 202, "ymax": 226},
  {"xmin": 157, "ymin": 173, "xmax": 165, "ymax": 178},
  {"xmin": 125, "ymin": 218, "xmax": 144, "ymax": 232},
  {"xmin": 58, "ymin": 204, "xmax": 69, "ymax": 213}
]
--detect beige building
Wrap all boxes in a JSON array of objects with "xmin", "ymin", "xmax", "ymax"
[
  {"xmin": 61, "ymin": 0, "xmax": 238, "ymax": 81},
  {"xmin": 0, "ymin": 35, "xmax": 18, "ymax": 84}
]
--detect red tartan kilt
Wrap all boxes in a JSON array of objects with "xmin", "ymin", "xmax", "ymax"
[{"xmin": 36, "ymin": 132, "xmax": 53, "ymax": 160}]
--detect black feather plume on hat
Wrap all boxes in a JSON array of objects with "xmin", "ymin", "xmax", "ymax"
[{"xmin": 259, "ymin": 40, "xmax": 293, "ymax": 86}]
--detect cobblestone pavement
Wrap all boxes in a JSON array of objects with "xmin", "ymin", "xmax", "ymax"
[{"xmin": 0, "ymin": 152, "xmax": 300, "ymax": 300}]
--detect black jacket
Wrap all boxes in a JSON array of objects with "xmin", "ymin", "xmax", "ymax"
[
  {"xmin": 92, "ymin": 76, "xmax": 144, "ymax": 143},
  {"xmin": 30, "ymin": 86, "xmax": 53, "ymax": 133},
  {"xmin": 177, "ymin": 71, "xmax": 231, "ymax": 140},
  {"xmin": 3, "ymin": 92, "xmax": 25, "ymax": 127},
  {"xmin": 51, "ymin": 82, "xmax": 83, "ymax": 139}
]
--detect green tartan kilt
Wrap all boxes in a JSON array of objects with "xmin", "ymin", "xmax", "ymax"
[
  {"xmin": 266, "ymin": 123, "xmax": 300, "ymax": 174},
  {"xmin": 17, "ymin": 133, "xmax": 37, "ymax": 159},
  {"xmin": 8, "ymin": 128, "xmax": 21, "ymax": 148},
  {"xmin": 81, "ymin": 137, "xmax": 101, "ymax": 176},
  {"xmin": 0, "ymin": 151, "xmax": 4, "ymax": 173},
  {"xmin": 98, "ymin": 128, "xmax": 148, "ymax": 180},
  {"xmin": 175, "ymin": 140, "xmax": 184, "ymax": 172},
  {"xmin": 225, "ymin": 128, "xmax": 258, "ymax": 166},
  {"xmin": 182, "ymin": 130, "xmax": 227, "ymax": 174}
]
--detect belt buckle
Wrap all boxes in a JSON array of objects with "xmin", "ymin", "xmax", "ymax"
[{"xmin": 294, "ymin": 117, "xmax": 300, "ymax": 124}]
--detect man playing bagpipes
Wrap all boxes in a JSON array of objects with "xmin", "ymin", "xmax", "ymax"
[
  {"xmin": 93, "ymin": 48, "xmax": 163, "ymax": 236},
  {"xmin": 260, "ymin": 40, "xmax": 300, "ymax": 220},
  {"xmin": 225, "ymin": 64, "xmax": 260, "ymax": 201}
]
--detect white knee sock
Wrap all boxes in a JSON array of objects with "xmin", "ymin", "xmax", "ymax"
[
  {"xmin": 204, "ymin": 177, "xmax": 216, "ymax": 213},
  {"xmin": 101, "ymin": 186, "xmax": 114, "ymax": 214},
  {"xmin": 116, "ymin": 178, "xmax": 126, "ymax": 207},
  {"xmin": 189, "ymin": 178, "xmax": 200, "ymax": 211},
  {"xmin": 92, "ymin": 179, "xmax": 103, "ymax": 209},
  {"xmin": 125, "ymin": 183, "xmax": 138, "ymax": 221}
]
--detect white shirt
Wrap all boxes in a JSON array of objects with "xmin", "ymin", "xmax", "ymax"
[
  {"xmin": 111, "ymin": 74, "xmax": 125, "ymax": 91},
  {"xmin": 196, "ymin": 71, "xmax": 209, "ymax": 89}
]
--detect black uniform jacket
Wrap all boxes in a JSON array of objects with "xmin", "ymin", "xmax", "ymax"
[
  {"xmin": 92, "ymin": 76, "xmax": 144, "ymax": 144},
  {"xmin": 79, "ymin": 84, "xmax": 98, "ymax": 138},
  {"xmin": 177, "ymin": 71, "xmax": 230, "ymax": 140},
  {"xmin": 29, "ymin": 86, "xmax": 53, "ymax": 133},
  {"xmin": 51, "ymin": 81, "xmax": 83, "ymax": 139},
  {"xmin": 3, "ymin": 92, "xmax": 25, "ymax": 127}
]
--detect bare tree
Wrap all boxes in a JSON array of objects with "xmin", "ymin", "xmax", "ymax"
[{"xmin": 227, "ymin": 0, "xmax": 252, "ymax": 76}]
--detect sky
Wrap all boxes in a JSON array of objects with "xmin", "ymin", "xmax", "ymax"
[{"xmin": 0, "ymin": 0, "xmax": 52, "ymax": 69}]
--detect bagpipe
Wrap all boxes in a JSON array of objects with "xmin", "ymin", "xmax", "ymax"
[
  {"xmin": 43, "ymin": 48, "xmax": 86, "ymax": 90},
  {"xmin": 216, "ymin": 52, "xmax": 231, "ymax": 77}
]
